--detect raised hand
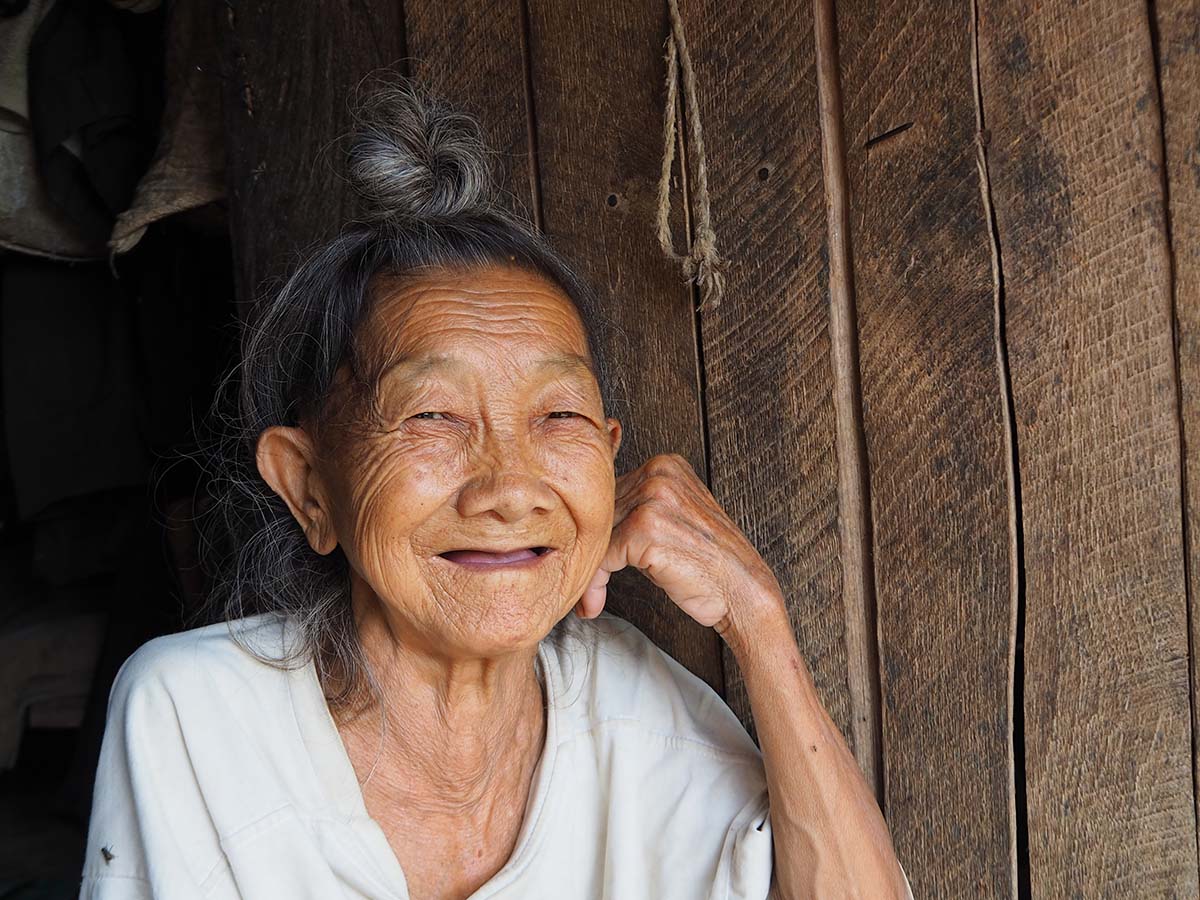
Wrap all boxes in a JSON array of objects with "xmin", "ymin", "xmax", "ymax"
[{"xmin": 575, "ymin": 453, "xmax": 784, "ymax": 632}]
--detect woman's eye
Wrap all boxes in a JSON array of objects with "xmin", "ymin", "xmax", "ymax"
[
  {"xmin": 547, "ymin": 411, "xmax": 580, "ymax": 419},
  {"xmin": 411, "ymin": 411, "xmax": 448, "ymax": 420}
]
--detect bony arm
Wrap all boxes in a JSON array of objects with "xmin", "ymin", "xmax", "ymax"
[{"xmin": 717, "ymin": 595, "xmax": 913, "ymax": 900}]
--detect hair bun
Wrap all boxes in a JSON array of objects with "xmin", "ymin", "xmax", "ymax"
[{"xmin": 347, "ymin": 76, "xmax": 495, "ymax": 224}]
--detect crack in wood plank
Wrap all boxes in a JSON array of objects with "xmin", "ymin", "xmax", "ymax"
[{"xmin": 971, "ymin": 0, "xmax": 1030, "ymax": 896}]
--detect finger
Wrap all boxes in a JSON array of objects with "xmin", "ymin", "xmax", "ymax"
[
  {"xmin": 576, "ymin": 513, "xmax": 633, "ymax": 619},
  {"xmin": 576, "ymin": 558, "xmax": 610, "ymax": 619},
  {"xmin": 613, "ymin": 458, "xmax": 666, "ymax": 510},
  {"xmin": 613, "ymin": 455, "xmax": 705, "ymax": 526},
  {"xmin": 595, "ymin": 510, "xmax": 656, "ymax": 587},
  {"xmin": 583, "ymin": 477, "xmax": 692, "ymax": 619},
  {"xmin": 612, "ymin": 469, "xmax": 646, "ymax": 525},
  {"xmin": 577, "ymin": 580, "xmax": 607, "ymax": 619},
  {"xmin": 614, "ymin": 462, "xmax": 649, "ymax": 491},
  {"xmin": 602, "ymin": 507, "xmax": 688, "ymax": 593},
  {"xmin": 613, "ymin": 468, "xmax": 674, "ymax": 528},
  {"xmin": 612, "ymin": 490, "xmax": 638, "ymax": 530}
]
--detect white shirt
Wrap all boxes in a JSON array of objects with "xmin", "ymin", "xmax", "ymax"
[{"xmin": 79, "ymin": 609, "xmax": 913, "ymax": 899}]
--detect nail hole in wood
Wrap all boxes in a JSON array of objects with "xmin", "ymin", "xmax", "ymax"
[
  {"xmin": 606, "ymin": 193, "xmax": 620, "ymax": 208},
  {"xmin": 756, "ymin": 165, "xmax": 772, "ymax": 181}
]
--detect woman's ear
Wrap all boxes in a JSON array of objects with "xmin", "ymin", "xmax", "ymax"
[
  {"xmin": 256, "ymin": 425, "xmax": 339, "ymax": 555},
  {"xmin": 606, "ymin": 417, "xmax": 623, "ymax": 460}
]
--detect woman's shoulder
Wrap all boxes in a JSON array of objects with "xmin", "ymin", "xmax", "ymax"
[
  {"xmin": 106, "ymin": 612, "xmax": 298, "ymax": 722},
  {"xmin": 547, "ymin": 610, "xmax": 762, "ymax": 764}
]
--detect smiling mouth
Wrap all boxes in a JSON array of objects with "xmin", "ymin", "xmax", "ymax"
[{"xmin": 437, "ymin": 547, "xmax": 553, "ymax": 567}]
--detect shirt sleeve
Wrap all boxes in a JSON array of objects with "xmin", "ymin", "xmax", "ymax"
[
  {"xmin": 718, "ymin": 794, "xmax": 917, "ymax": 900},
  {"xmin": 78, "ymin": 643, "xmax": 220, "ymax": 899}
]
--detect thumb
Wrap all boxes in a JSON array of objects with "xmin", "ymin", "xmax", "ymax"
[{"xmin": 577, "ymin": 564, "xmax": 611, "ymax": 619}]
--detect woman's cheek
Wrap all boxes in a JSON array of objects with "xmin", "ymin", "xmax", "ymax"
[
  {"xmin": 336, "ymin": 447, "xmax": 436, "ymax": 563},
  {"xmin": 573, "ymin": 468, "xmax": 616, "ymax": 554},
  {"xmin": 535, "ymin": 440, "xmax": 609, "ymax": 574}
]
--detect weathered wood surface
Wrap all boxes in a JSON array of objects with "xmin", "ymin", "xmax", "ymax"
[
  {"xmin": 1155, "ymin": 0, "xmax": 1200, "ymax": 859},
  {"xmin": 677, "ymin": 0, "xmax": 862, "ymax": 762},
  {"xmin": 218, "ymin": 1, "xmax": 406, "ymax": 305},
  {"xmin": 216, "ymin": 1, "xmax": 1200, "ymax": 892},
  {"xmin": 404, "ymin": 2, "xmax": 535, "ymax": 225},
  {"xmin": 525, "ymin": 0, "xmax": 723, "ymax": 691},
  {"xmin": 978, "ymin": 0, "xmax": 1198, "ymax": 893},
  {"xmin": 836, "ymin": 1, "xmax": 1018, "ymax": 896}
]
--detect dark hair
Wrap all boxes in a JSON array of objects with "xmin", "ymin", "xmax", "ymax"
[{"xmin": 191, "ymin": 75, "xmax": 620, "ymax": 716}]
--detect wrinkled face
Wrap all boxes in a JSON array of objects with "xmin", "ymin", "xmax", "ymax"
[{"xmin": 314, "ymin": 263, "xmax": 622, "ymax": 659}]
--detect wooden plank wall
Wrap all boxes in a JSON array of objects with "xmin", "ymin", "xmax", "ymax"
[
  {"xmin": 683, "ymin": 1, "xmax": 865, "ymax": 769},
  {"xmin": 1159, "ymin": 0, "xmax": 1200, "ymax": 879},
  {"xmin": 218, "ymin": 2, "xmax": 407, "ymax": 306},
  {"xmin": 836, "ymin": 2, "xmax": 1017, "ymax": 895},
  {"xmin": 978, "ymin": 1, "xmax": 1197, "ymax": 894},
  {"xmin": 522, "ymin": 0, "xmax": 724, "ymax": 690},
  {"xmin": 219, "ymin": 0, "xmax": 1200, "ymax": 896}
]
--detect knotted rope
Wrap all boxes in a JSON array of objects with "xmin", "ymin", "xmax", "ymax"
[{"xmin": 656, "ymin": 0, "xmax": 725, "ymax": 310}]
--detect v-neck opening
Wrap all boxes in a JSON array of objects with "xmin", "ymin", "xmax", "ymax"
[{"xmin": 286, "ymin": 619, "xmax": 562, "ymax": 899}]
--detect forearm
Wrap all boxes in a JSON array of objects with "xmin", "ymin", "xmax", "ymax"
[{"xmin": 718, "ymin": 595, "xmax": 909, "ymax": 900}]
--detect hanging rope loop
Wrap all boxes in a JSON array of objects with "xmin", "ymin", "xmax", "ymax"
[{"xmin": 656, "ymin": 0, "xmax": 726, "ymax": 311}]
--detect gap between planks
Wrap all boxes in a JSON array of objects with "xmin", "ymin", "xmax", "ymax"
[{"xmin": 1145, "ymin": 0, "xmax": 1200, "ymax": 877}]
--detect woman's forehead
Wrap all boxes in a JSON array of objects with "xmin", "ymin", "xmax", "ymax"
[
  {"xmin": 366, "ymin": 264, "xmax": 589, "ymax": 355},
  {"xmin": 359, "ymin": 264, "xmax": 596, "ymax": 383}
]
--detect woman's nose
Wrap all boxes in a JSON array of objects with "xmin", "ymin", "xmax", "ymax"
[{"xmin": 455, "ymin": 435, "xmax": 554, "ymax": 522}]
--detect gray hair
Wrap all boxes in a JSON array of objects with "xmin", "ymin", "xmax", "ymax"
[{"xmin": 190, "ymin": 76, "xmax": 621, "ymax": 716}]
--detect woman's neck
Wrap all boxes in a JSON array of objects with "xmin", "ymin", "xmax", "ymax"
[{"xmin": 332, "ymin": 588, "xmax": 548, "ymax": 816}]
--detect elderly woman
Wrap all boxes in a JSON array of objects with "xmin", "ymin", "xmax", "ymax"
[{"xmin": 81, "ymin": 80, "xmax": 913, "ymax": 900}]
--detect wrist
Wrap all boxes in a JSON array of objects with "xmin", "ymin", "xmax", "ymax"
[{"xmin": 713, "ymin": 589, "xmax": 792, "ymax": 660}]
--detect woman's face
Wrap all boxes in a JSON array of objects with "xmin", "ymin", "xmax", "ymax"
[{"xmin": 315, "ymin": 263, "xmax": 622, "ymax": 658}]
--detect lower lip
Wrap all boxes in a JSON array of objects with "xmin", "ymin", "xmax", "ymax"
[{"xmin": 436, "ymin": 548, "xmax": 555, "ymax": 571}]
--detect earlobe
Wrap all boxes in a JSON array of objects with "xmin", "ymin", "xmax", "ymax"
[
  {"xmin": 255, "ymin": 425, "xmax": 339, "ymax": 555},
  {"xmin": 607, "ymin": 417, "xmax": 623, "ymax": 460}
]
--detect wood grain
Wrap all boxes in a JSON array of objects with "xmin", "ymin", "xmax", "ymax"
[
  {"xmin": 1155, "ymin": 0, "xmax": 1200, "ymax": 866},
  {"xmin": 215, "ymin": 5, "xmax": 1200, "ymax": 890},
  {"xmin": 836, "ymin": 2, "xmax": 1019, "ymax": 896},
  {"xmin": 813, "ymin": 0, "xmax": 882, "ymax": 798},
  {"xmin": 978, "ymin": 0, "xmax": 1199, "ymax": 893},
  {"xmin": 403, "ymin": 1, "xmax": 535, "ymax": 224},
  {"xmin": 525, "ymin": 0, "xmax": 724, "ymax": 692},
  {"xmin": 218, "ymin": 0, "xmax": 406, "ymax": 307},
  {"xmin": 676, "ymin": 0, "xmax": 862, "ymax": 764}
]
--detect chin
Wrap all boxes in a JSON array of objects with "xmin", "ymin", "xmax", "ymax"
[{"xmin": 452, "ymin": 596, "xmax": 562, "ymax": 657}]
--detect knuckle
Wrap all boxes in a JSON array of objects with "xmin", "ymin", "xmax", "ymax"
[
  {"xmin": 644, "ymin": 454, "xmax": 673, "ymax": 476},
  {"xmin": 652, "ymin": 452, "xmax": 688, "ymax": 473},
  {"xmin": 642, "ymin": 473, "xmax": 676, "ymax": 504},
  {"xmin": 644, "ymin": 453, "xmax": 691, "ymax": 482}
]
